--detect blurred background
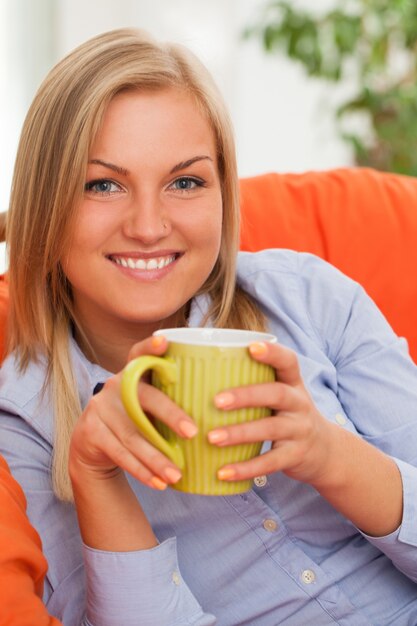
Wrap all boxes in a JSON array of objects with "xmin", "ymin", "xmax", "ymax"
[{"xmin": 3, "ymin": 0, "xmax": 416, "ymax": 271}]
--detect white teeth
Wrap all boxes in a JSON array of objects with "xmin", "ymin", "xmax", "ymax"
[{"xmin": 113, "ymin": 255, "xmax": 176, "ymax": 271}]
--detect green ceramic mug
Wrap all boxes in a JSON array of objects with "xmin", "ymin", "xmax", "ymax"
[{"xmin": 121, "ymin": 328, "xmax": 276, "ymax": 495}]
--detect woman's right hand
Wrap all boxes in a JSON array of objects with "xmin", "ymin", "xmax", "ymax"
[{"xmin": 69, "ymin": 335, "xmax": 197, "ymax": 491}]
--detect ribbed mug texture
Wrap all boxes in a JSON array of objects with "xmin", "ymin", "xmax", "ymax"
[{"xmin": 153, "ymin": 342, "xmax": 275, "ymax": 495}]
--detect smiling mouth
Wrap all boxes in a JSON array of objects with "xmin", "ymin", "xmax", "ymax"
[{"xmin": 109, "ymin": 254, "xmax": 179, "ymax": 271}]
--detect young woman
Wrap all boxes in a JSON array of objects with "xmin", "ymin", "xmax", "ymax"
[{"xmin": 0, "ymin": 28, "xmax": 417, "ymax": 625}]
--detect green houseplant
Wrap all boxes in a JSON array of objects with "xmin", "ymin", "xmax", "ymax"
[{"xmin": 245, "ymin": 0, "xmax": 417, "ymax": 176}]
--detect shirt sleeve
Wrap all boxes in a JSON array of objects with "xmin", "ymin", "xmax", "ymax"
[
  {"xmin": 0, "ymin": 410, "xmax": 215, "ymax": 625},
  {"xmin": 83, "ymin": 537, "xmax": 215, "ymax": 626},
  {"xmin": 0, "ymin": 455, "xmax": 62, "ymax": 626},
  {"xmin": 298, "ymin": 253, "xmax": 417, "ymax": 582}
]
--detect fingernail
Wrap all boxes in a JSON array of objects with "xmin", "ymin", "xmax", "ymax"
[
  {"xmin": 179, "ymin": 420, "xmax": 198, "ymax": 438},
  {"xmin": 151, "ymin": 335, "xmax": 165, "ymax": 348},
  {"xmin": 214, "ymin": 392, "xmax": 234, "ymax": 408},
  {"xmin": 207, "ymin": 429, "xmax": 228, "ymax": 444},
  {"xmin": 249, "ymin": 342, "xmax": 267, "ymax": 357},
  {"xmin": 217, "ymin": 467, "xmax": 236, "ymax": 481},
  {"xmin": 150, "ymin": 476, "xmax": 168, "ymax": 490},
  {"xmin": 165, "ymin": 467, "xmax": 182, "ymax": 483}
]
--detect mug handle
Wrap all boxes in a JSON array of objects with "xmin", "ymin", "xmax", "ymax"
[{"xmin": 121, "ymin": 356, "xmax": 185, "ymax": 469}]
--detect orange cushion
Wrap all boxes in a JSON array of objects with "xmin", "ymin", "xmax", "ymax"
[
  {"xmin": 0, "ymin": 455, "xmax": 62, "ymax": 624},
  {"xmin": 240, "ymin": 168, "xmax": 417, "ymax": 362}
]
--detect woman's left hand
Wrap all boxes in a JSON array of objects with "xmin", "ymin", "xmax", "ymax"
[{"xmin": 208, "ymin": 341, "xmax": 338, "ymax": 487}]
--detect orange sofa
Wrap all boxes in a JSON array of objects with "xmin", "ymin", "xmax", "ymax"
[
  {"xmin": 1, "ymin": 167, "xmax": 417, "ymax": 362},
  {"xmin": 239, "ymin": 168, "xmax": 417, "ymax": 362}
]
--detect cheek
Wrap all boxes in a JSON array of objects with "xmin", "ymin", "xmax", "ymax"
[
  {"xmin": 200, "ymin": 207, "xmax": 222, "ymax": 236},
  {"xmin": 62, "ymin": 205, "xmax": 112, "ymax": 260},
  {"xmin": 60, "ymin": 229, "xmax": 84, "ymax": 269},
  {"xmin": 59, "ymin": 221, "xmax": 97, "ymax": 280},
  {"xmin": 195, "ymin": 197, "xmax": 223, "ymax": 250}
]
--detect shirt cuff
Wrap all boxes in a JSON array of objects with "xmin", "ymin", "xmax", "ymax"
[
  {"xmin": 394, "ymin": 457, "xmax": 417, "ymax": 547},
  {"xmin": 83, "ymin": 536, "xmax": 213, "ymax": 626},
  {"xmin": 358, "ymin": 457, "xmax": 417, "ymax": 582}
]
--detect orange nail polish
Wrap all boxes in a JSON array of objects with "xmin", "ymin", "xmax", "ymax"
[
  {"xmin": 207, "ymin": 430, "xmax": 228, "ymax": 444},
  {"xmin": 165, "ymin": 467, "xmax": 182, "ymax": 483},
  {"xmin": 215, "ymin": 392, "xmax": 234, "ymax": 408},
  {"xmin": 179, "ymin": 420, "xmax": 198, "ymax": 438},
  {"xmin": 151, "ymin": 335, "xmax": 165, "ymax": 348},
  {"xmin": 217, "ymin": 467, "xmax": 236, "ymax": 481},
  {"xmin": 150, "ymin": 476, "xmax": 168, "ymax": 490},
  {"xmin": 249, "ymin": 342, "xmax": 267, "ymax": 357}
]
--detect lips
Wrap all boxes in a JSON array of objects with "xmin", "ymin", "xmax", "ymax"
[{"xmin": 109, "ymin": 254, "xmax": 178, "ymax": 271}]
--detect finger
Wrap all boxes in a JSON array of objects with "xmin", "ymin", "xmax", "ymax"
[
  {"xmin": 114, "ymin": 424, "xmax": 183, "ymax": 486},
  {"xmin": 217, "ymin": 447, "xmax": 296, "ymax": 482},
  {"xmin": 249, "ymin": 341, "xmax": 301, "ymax": 387},
  {"xmin": 102, "ymin": 374, "xmax": 198, "ymax": 440},
  {"xmin": 127, "ymin": 334, "xmax": 168, "ymax": 361},
  {"xmin": 89, "ymin": 385, "xmax": 184, "ymax": 484},
  {"xmin": 214, "ymin": 381, "xmax": 303, "ymax": 413},
  {"xmin": 207, "ymin": 414, "xmax": 297, "ymax": 447},
  {"xmin": 140, "ymin": 383, "xmax": 198, "ymax": 438},
  {"xmin": 72, "ymin": 409, "xmax": 171, "ymax": 490},
  {"xmin": 123, "ymin": 339, "xmax": 199, "ymax": 438}
]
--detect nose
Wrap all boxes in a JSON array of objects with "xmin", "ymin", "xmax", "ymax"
[{"xmin": 123, "ymin": 194, "xmax": 170, "ymax": 243}]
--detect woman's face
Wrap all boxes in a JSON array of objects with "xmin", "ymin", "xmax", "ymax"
[{"xmin": 63, "ymin": 88, "xmax": 223, "ymax": 348}]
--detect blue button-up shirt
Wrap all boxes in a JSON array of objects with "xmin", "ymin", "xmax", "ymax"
[{"xmin": 1, "ymin": 250, "xmax": 417, "ymax": 625}]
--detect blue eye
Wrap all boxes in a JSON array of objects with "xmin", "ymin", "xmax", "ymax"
[
  {"xmin": 84, "ymin": 179, "xmax": 121, "ymax": 195},
  {"xmin": 171, "ymin": 177, "xmax": 205, "ymax": 191}
]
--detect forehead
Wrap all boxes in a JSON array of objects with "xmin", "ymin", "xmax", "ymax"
[{"xmin": 91, "ymin": 88, "xmax": 218, "ymax": 159}]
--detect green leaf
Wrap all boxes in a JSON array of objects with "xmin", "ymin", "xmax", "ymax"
[{"xmin": 243, "ymin": 0, "xmax": 417, "ymax": 175}]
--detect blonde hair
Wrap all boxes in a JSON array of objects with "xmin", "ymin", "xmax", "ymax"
[
  {"xmin": 7, "ymin": 28, "xmax": 265, "ymax": 501},
  {"xmin": 0, "ymin": 212, "xmax": 7, "ymax": 243}
]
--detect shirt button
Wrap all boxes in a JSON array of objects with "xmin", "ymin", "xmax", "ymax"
[
  {"xmin": 301, "ymin": 569, "xmax": 316, "ymax": 584},
  {"xmin": 335, "ymin": 413, "xmax": 347, "ymax": 425},
  {"xmin": 254, "ymin": 475, "xmax": 267, "ymax": 488},
  {"xmin": 263, "ymin": 518, "xmax": 278, "ymax": 532},
  {"xmin": 172, "ymin": 571, "xmax": 181, "ymax": 586}
]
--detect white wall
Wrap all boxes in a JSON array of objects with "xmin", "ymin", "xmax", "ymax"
[
  {"xmin": 0, "ymin": 0, "xmax": 353, "ymax": 272},
  {"xmin": 0, "ymin": 0, "xmax": 55, "ymax": 272}
]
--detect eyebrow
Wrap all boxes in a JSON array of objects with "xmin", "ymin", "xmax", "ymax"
[
  {"xmin": 169, "ymin": 155, "xmax": 213, "ymax": 174},
  {"xmin": 88, "ymin": 159, "xmax": 129, "ymax": 176},
  {"xmin": 88, "ymin": 155, "xmax": 213, "ymax": 177}
]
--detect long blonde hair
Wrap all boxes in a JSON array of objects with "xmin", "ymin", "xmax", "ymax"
[{"xmin": 7, "ymin": 28, "xmax": 265, "ymax": 501}]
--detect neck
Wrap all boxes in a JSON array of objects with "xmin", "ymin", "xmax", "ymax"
[{"xmin": 73, "ymin": 308, "xmax": 189, "ymax": 373}]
